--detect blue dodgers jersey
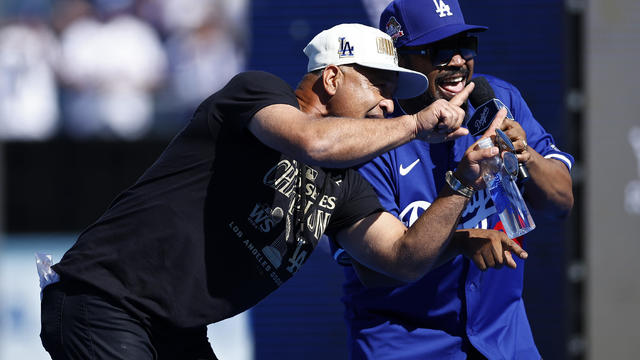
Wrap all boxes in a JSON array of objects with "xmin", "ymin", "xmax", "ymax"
[{"xmin": 337, "ymin": 74, "xmax": 574, "ymax": 360}]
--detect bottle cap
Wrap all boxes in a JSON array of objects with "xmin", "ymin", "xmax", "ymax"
[{"xmin": 477, "ymin": 137, "xmax": 494, "ymax": 149}]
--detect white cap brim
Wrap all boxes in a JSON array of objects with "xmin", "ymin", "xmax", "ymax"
[{"xmin": 354, "ymin": 61, "xmax": 428, "ymax": 99}]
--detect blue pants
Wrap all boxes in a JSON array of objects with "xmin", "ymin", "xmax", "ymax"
[{"xmin": 40, "ymin": 280, "xmax": 218, "ymax": 360}]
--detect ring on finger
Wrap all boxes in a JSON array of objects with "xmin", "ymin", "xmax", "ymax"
[{"xmin": 522, "ymin": 139, "xmax": 528, "ymax": 151}]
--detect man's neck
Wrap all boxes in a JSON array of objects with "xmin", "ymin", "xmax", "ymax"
[{"xmin": 295, "ymin": 75, "xmax": 328, "ymax": 116}]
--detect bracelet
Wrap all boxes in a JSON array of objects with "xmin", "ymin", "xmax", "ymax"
[{"xmin": 445, "ymin": 170, "xmax": 474, "ymax": 198}]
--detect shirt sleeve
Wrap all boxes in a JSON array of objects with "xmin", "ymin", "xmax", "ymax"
[
  {"xmin": 325, "ymin": 168, "xmax": 385, "ymax": 234},
  {"xmin": 327, "ymin": 154, "xmax": 398, "ymax": 265},
  {"xmin": 325, "ymin": 168, "xmax": 385, "ymax": 265},
  {"xmin": 204, "ymin": 71, "xmax": 299, "ymax": 133}
]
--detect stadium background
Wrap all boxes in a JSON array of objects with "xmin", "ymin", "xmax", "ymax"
[{"xmin": 1, "ymin": 0, "xmax": 638, "ymax": 359}]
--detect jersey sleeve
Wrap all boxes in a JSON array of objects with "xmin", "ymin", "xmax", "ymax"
[{"xmin": 489, "ymin": 75, "xmax": 575, "ymax": 171}]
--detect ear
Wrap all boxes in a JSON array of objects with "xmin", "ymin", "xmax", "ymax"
[{"xmin": 322, "ymin": 65, "xmax": 342, "ymax": 96}]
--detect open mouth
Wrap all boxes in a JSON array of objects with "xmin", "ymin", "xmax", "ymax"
[{"xmin": 436, "ymin": 73, "xmax": 468, "ymax": 97}]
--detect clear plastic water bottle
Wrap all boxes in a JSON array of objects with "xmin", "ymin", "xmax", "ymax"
[{"xmin": 477, "ymin": 137, "xmax": 535, "ymax": 239}]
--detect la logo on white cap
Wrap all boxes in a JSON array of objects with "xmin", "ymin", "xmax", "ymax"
[
  {"xmin": 433, "ymin": 0, "xmax": 453, "ymax": 17},
  {"xmin": 338, "ymin": 37, "xmax": 355, "ymax": 58}
]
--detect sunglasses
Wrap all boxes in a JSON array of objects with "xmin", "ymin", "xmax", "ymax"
[{"xmin": 398, "ymin": 36, "xmax": 478, "ymax": 67}]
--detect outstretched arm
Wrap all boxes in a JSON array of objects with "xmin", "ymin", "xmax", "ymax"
[{"xmin": 247, "ymin": 83, "xmax": 475, "ymax": 168}]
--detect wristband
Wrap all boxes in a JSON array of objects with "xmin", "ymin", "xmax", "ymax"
[{"xmin": 445, "ymin": 170, "xmax": 474, "ymax": 198}]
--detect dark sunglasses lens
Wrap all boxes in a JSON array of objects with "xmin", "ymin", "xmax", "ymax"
[
  {"xmin": 432, "ymin": 49, "xmax": 456, "ymax": 66},
  {"xmin": 431, "ymin": 37, "xmax": 478, "ymax": 66},
  {"xmin": 460, "ymin": 48, "xmax": 477, "ymax": 60}
]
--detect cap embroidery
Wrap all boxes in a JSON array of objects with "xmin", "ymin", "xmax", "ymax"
[
  {"xmin": 376, "ymin": 37, "xmax": 395, "ymax": 56},
  {"xmin": 338, "ymin": 37, "xmax": 354, "ymax": 58},
  {"xmin": 376, "ymin": 37, "xmax": 398, "ymax": 64},
  {"xmin": 385, "ymin": 17, "xmax": 404, "ymax": 42},
  {"xmin": 433, "ymin": 0, "xmax": 453, "ymax": 17}
]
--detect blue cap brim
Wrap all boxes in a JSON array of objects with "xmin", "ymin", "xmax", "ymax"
[{"xmin": 400, "ymin": 23, "xmax": 488, "ymax": 48}]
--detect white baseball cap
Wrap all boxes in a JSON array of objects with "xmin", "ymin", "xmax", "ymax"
[{"xmin": 303, "ymin": 23, "xmax": 428, "ymax": 99}]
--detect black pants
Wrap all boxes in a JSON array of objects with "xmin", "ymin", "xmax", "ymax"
[{"xmin": 40, "ymin": 281, "xmax": 218, "ymax": 360}]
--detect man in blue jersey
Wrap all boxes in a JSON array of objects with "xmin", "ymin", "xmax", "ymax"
[{"xmin": 333, "ymin": 1, "xmax": 575, "ymax": 359}]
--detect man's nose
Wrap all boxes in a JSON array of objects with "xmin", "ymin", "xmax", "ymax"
[
  {"xmin": 379, "ymin": 98, "xmax": 395, "ymax": 117},
  {"xmin": 448, "ymin": 53, "xmax": 466, "ymax": 66}
]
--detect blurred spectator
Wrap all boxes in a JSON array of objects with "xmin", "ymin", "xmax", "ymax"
[
  {"xmin": 163, "ymin": 1, "xmax": 247, "ymax": 113},
  {"xmin": 57, "ymin": 0, "xmax": 167, "ymax": 140},
  {"xmin": 0, "ymin": 0, "xmax": 249, "ymax": 140},
  {"xmin": 0, "ymin": 19, "xmax": 60, "ymax": 140}
]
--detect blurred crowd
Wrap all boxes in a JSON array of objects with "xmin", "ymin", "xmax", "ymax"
[{"xmin": 0, "ymin": 0, "xmax": 248, "ymax": 140}]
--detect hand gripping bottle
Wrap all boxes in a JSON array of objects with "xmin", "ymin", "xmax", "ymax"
[{"xmin": 477, "ymin": 137, "xmax": 535, "ymax": 239}]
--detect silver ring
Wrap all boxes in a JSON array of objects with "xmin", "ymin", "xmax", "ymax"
[{"xmin": 522, "ymin": 139, "xmax": 528, "ymax": 152}]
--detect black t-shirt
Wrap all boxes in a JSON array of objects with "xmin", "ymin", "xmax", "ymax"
[{"xmin": 53, "ymin": 71, "xmax": 384, "ymax": 329}]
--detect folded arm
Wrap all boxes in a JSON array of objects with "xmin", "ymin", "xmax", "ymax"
[
  {"xmin": 522, "ymin": 151, "xmax": 574, "ymax": 218},
  {"xmin": 499, "ymin": 118, "xmax": 574, "ymax": 218}
]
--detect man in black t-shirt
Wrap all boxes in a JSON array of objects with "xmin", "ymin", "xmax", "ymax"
[{"xmin": 40, "ymin": 24, "xmax": 525, "ymax": 359}]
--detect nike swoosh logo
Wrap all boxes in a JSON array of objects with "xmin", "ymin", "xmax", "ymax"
[{"xmin": 399, "ymin": 159, "xmax": 420, "ymax": 176}]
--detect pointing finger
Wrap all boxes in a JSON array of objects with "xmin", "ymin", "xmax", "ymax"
[
  {"xmin": 442, "ymin": 127, "xmax": 469, "ymax": 141},
  {"xmin": 449, "ymin": 82, "xmax": 475, "ymax": 107},
  {"xmin": 505, "ymin": 238, "xmax": 528, "ymax": 259}
]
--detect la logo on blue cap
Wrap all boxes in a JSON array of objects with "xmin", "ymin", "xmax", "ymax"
[
  {"xmin": 433, "ymin": 0, "xmax": 453, "ymax": 17},
  {"xmin": 338, "ymin": 37, "xmax": 354, "ymax": 58}
]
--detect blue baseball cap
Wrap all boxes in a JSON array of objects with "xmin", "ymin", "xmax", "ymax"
[{"xmin": 380, "ymin": 0, "xmax": 488, "ymax": 48}]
